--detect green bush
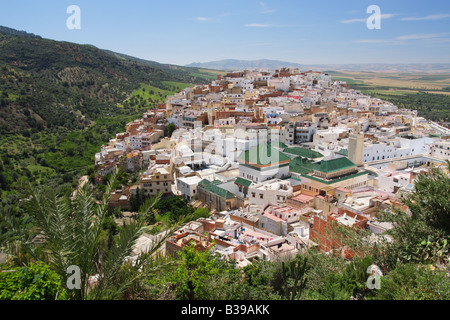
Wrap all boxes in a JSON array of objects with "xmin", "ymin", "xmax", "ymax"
[
  {"xmin": 0, "ymin": 261, "xmax": 67, "ymax": 300},
  {"xmin": 373, "ymin": 263, "xmax": 450, "ymax": 300}
]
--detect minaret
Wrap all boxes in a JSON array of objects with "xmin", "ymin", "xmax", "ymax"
[{"xmin": 348, "ymin": 121, "xmax": 364, "ymax": 166}]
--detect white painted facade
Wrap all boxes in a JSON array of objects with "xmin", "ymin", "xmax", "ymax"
[
  {"xmin": 361, "ymin": 137, "xmax": 433, "ymax": 163},
  {"xmin": 430, "ymin": 140, "xmax": 450, "ymax": 160},
  {"xmin": 177, "ymin": 176, "xmax": 203, "ymax": 201},
  {"xmin": 248, "ymin": 179, "xmax": 293, "ymax": 209}
]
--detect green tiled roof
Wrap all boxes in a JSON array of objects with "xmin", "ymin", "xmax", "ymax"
[
  {"xmin": 301, "ymin": 170, "xmax": 369, "ymax": 185},
  {"xmin": 239, "ymin": 143, "xmax": 291, "ymax": 166},
  {"xmin": 283, "ymin": 147, "xmax": 323, "ymax": 159},
  {"xmin": 271, "ymin": 141, "xmax": 288, "ymax": 149},
  {"xmin": 198, "ymin": 179, "xmax": 235, "ymax": 199},
  {"xmin": 289, "ymin": 155, "xmax": 365, "ymax": 185},
  {"xmin": 234, "ymin": 177, "xmax": 253, "ymax": 188},
  {"xmin": 336, "ymin": 149, "xmax": 348, "ymax": 156},
  {"xmin": 290, "ymin": 155, "xmax": 356, "ymax": 174},
  {"xmin": 289, "ymin": 157, "xmax": 317, "ymax": 175},
  {"xmin": 315, "ymin": 157, "xmax": 356, "ymax": 173}
]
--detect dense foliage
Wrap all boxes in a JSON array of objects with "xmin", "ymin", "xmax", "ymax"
[{"xmin": 0, "ymin": 261, "xmax": 67, "ymax": 300}]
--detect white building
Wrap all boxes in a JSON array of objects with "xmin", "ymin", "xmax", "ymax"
[
  {"xmin": 248, "ymin": 179, "xmax": 293, "ymax": 209},
  {"xmin": 377, "ymin": 170, "xmax": 411, "ymax": 193},
  {"xmin": 128, "ymin": 135, "xmax": 142, "ymax": 151},
  {"xmin": 430, "ymin": 140, "xmax": 450, "ymax": 160},
  {"xmin": 177, "ymin": 176, "xmax": 203, "ymax": 201},
  {"xmin": 237, "ymin": 144, "xmax": 292, "ymax": 183},
  {"xmin": 361, "ymin": 136, "xmax": 433, "ymax": 163}
]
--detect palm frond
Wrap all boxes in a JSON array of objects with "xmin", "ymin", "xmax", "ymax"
[{"xmin": 0, "ymin": 205, "xmax": 37, "ymax": 260}]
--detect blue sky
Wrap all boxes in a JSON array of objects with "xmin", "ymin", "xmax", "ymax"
[{"xmin": 1, "ymin": 0, "xmax": 450, "ymax": 65}]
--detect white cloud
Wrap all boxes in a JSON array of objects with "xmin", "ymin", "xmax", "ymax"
[
  {"xmin": 189, "ymin": 17, "xmax": 213, "ymax": 22},
  {"xmin": 354, "ymin": 33, "xmax": 450, "ymax": 45},
  {"xmin": 353, "ymin": 39, "xmax": 396, "ymax": 44},
  {"xmin": 259, "ymin": 2, "xmax": 276, "ymax": 14},
  {"xmin": 395, "ymin": 33, "xmax": 448, "ymax": 40},
  {"xmin": 341, "ymin": 13, "xmax": 398, "ymax": 24},
  {"xmin": 244, "ymin": 23, "xmax": 271, "ymax": 27},
  {"xmin": 193, "ymin": 17, "xmax": 212, "ymax": 22},
  {"xmin": 401, "ymin": 14, "xmax": 450, "ymax": 21}
]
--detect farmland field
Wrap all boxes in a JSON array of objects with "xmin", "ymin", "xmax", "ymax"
[{"xmin": 328, "ymin": 71, "xmax": 450, "ymax": 94}]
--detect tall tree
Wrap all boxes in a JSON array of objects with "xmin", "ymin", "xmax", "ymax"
[{"xmin": 0, "ymin": 169, "xmax": 183, "ymax": 300}]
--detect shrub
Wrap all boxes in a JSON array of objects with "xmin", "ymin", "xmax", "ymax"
[{"xmin": 0, "ymin": 261, "xmax": 67, "ymax": 300}]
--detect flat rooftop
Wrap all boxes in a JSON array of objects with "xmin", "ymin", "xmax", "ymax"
[{"xmin": 291, "ymin": 193, "xmax": 314, "ymax": 203}]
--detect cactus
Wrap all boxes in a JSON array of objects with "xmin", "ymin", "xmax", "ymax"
[{"xmin": 281, "ymin": 256, "xmax": 310, "ymax": 300}]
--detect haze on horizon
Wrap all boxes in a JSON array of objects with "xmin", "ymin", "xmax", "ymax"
[{"xmin": 1, "ymin": 0, "xmax": 450, "ymax": 66}]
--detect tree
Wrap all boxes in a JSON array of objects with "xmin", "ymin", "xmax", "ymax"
[
  {"xmin": 402, "ymin": 167, "xmax": 450, "ymax": 235},
  {"xmin": 377, "ymin": 166, "xmax": 450, "ymax": 268},
  {"xmin": 193, "ymin": 207, "xmax": 210, "ymax": 220},
  {"xmin": 168, "ymin": 245, "xmax": 219, "ymax": 300},
  {"xmin": 0, "ymin": 169, "xmax": 182, "ymax": 300},
  {"xmin": 167, "ymin": 123, "xmax": 177, "ymax": 137},
  {"xmin": 281, "ymin": 255, "xmax": 310, "ymax": 300}
]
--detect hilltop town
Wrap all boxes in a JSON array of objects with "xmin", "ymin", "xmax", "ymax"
[{"xmin": 94, "ymin": 67, "xmax": 450, "ymax": 266}]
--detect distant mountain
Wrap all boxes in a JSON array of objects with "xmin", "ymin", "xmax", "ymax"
[
  {"xmin": 186, "ymin": 59, "xmax": 303, "ymax": 71},
  {"xmin": 186, "ymin": 59, "xmax": 450, "ymax": 73}
]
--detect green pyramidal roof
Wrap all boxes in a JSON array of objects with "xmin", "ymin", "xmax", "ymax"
[
  {"xmin": 290, "ymin": 155, "xmax": 356, "ymax": 175},
  {"xmin": 315, "ymin": 157, "xmax": 356, "ymax": 173},
  {"xmin": 238, "ymin": 143, "xmax": 291, "ymax": 166},
  {"xmin": 289, "ymin": 157, "xmax": 317, "ymax": 175},
  {"xmin": 283, "ymin": 147, "xmax": 323, "ymax": 159}
]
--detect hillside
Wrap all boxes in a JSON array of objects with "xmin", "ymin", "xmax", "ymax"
[
  {"xmin": 0, "ymin": 27, "xmax": 213, "ymax": 199},
  {"xmin": 0, "ymin": 28, "xmax": 211, "ymax": 134},
  {"xmin": 103, "ymin": 50, "xmax": 224, "ymax": 82}
]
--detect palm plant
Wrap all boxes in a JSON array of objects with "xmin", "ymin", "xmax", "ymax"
[{"xmin": 0, "ymin": 169, "xmax": 185, "ymax": 300}]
